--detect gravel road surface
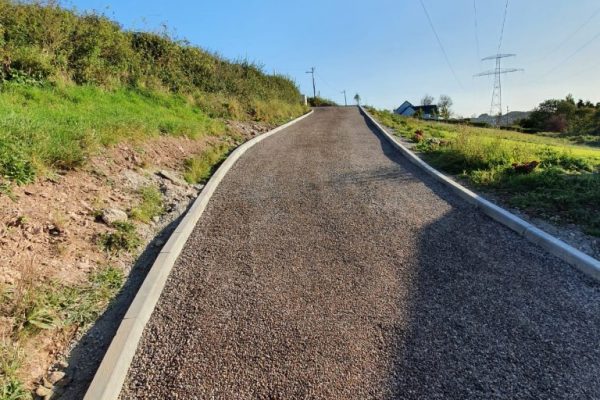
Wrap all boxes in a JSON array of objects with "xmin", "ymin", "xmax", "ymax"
[{"xmin": 122, "ymin": 107, "xmax": 600, "ymax": 399}]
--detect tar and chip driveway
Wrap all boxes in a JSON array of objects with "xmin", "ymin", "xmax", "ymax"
[{"xmin": 121, "ymin": 107, "xmax": 600, "ymax": 399}]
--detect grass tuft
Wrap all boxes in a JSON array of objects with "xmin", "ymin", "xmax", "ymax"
[
  {"xmin": 98, "ymin": 221, "xmax": 141, "ymax": 253},
  {"xmin": 1, "ymin": 265, "xmax": 124, "ymax": 397},
  {"xmin": 130, "ymin": 185, "xmax": 164, "ymax": 223},
  {"xmin": 184, "ymin": 143, "xmax": 232, "ymax": 184}
]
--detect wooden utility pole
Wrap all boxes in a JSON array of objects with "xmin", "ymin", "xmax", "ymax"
[
  {"xmin": 306, "ymin": 67, "xmax": 316, "ymax": 99},
  {"xmin": 341, "ymin": 90, "xmax": 347, "ymax": 106}
]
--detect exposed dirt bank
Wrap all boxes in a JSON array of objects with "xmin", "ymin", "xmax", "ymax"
[{"xmin": 0, "ymin": 121, "xmax": 271, "ymax": 398}]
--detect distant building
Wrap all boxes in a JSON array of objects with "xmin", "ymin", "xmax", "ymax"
[{"xmin": 394, "ymin": 101, "xmax": 439, "ymax": 120}]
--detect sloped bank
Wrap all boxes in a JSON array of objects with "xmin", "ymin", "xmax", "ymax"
[{"xmin": 0, "ymin": 119, "xmax": 279, "ymax": 399}]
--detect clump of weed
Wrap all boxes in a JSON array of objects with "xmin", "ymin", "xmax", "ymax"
[
  {"xmin": 1, "ymin": 264, "xmax": 124, "ymax": 396},
  {"xmin": 99, "ymin": 221, "xmax": 141, "ymax": 253},
  {"xmin": 0, "ymin": 341, "xmax": 29, "ymax": 400},
  {"xmin": 61, "ymin": 266, "xmax": 124, "ymax": 326},
  {"xmin": 130, "ymin": 185, "xmax": 164, "ymax": 223},
  {"xmin": 0, "ymin": 144, "xmax": 35, "ymax": 185},
  {"xmin": 537, "ymin": 147, "xmax": 594, "ymax": 172},
  {"xmin": 184, "ymin": 143, "xmax": 232, "ymax": 184}
]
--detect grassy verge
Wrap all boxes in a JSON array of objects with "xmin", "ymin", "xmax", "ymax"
[
  {"xmin": 0, "ymin": 83, "xmax": 224, "ymax": 184},
  {"xmin": 368, "ymin": 108, "xmax": 600, "ymax": 236},
  {"xmin": 1, "ymin": 266, "xmax": 124, "ymax": 399},
  {"xmin": 0, "ymin": 83, "xmax": 307, "ymax": 188},
  {"xmin": 184, "ymin": 142, "xmax": 233, "ymax": 184}
]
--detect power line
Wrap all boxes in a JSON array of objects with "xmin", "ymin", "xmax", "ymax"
[
  {"xmin": 538, "ymin": 5, "xmax": 600, "ymax": 62},
  {"xmin": 496, "ymin": 0, "xmax": 509, "ymax": 53},
  {"xmin": 315, "ymin": 72, "xmax": 338, "ymax": 92},
  {"xmin": 543, "ymin": 29, "xmax": 600, "ymax": 77},
  {"xmin": 418, "ymin": 0, "xmax": 463, "ymax": 88}
]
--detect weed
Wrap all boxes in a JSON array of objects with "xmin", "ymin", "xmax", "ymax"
[
  {"xmin": 184, "ymin": 143, "xmax": 231, "ymax": 184},
  {"xmin": 0, "ymin": 377, "xmax": 30, "ymax": 400},
  {"xmin": 0, "ymin": 341, "xmax": 29, "ymax": 400},
  {"xmin": 62, "ymin": 266, "xmax": 124, "ymax": 326},
  {"xmin": 130, "ymin": 185, "xmax": 164, "ymax": 223},
  {"xmin": 0, "ymin": 264, "xmax": 125, "ymax": 396},
  {"xmin": 0, "ymin": 144, "xmax": 35, "ymax": 185},
  {"xmin": 99, "ymin": 221, "xmax": 141, "ymax": 253}
]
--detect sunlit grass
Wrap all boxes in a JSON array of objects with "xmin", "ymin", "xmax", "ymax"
[{"xmin": 369, "ymin": 108, "xmax": 600, "ymax": 236}]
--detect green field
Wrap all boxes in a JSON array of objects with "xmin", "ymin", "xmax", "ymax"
[{"xmin": 368, "ymin": 108, "xmax": 600, "ymax": 236}]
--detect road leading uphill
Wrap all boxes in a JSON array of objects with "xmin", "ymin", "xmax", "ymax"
[{"xmin": 121, "ymin": 107, "xmax": 600, "ymax": 399}]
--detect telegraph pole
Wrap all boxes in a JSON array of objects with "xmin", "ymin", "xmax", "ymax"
[
  {"xmin": 306, "ymin": 67, "xmax": 316, "ymax": 99},
  {"xmin": 341, "ymin": 90, "xmax": 347, "ymax": 106}
]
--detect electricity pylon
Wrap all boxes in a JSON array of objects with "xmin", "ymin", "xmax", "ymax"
[{"xmin": 474, "ymin": 54, "xmax": 523, "ymax": 125}]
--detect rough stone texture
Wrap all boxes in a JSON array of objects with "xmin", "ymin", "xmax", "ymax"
[
  {"xmin": 122, "ymin": 108, "xmax": 600, "ymax": 400},
  {"xmin": 157, "ymin": 170, "xmax": 187, "ymax": 187},
  {"xmin": 101, "ymin": 208, "xmax": 128, "ymax": 225}
]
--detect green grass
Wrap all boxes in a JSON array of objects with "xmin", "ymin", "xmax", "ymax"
[
  {"xmin": 130, "ymin": 185, "xmax": 164, "ymax": 224},
  {"xmin": 0, "ymin": 1, "xmax": 303, "ymax": 105},
  {"xmin": 1, "ymin": 265, "xmax": 124, "ymax": 399},
  {"xmin": 0, "ymin": 0, "xmax": 308, "ymax": 187},
  {"xmin": 0, "ymin": 83, "xmax": 225, "ymax": 184},
  {"xmin": 184, "ymin": 143, "xmax": 232, "ymax": 184},
  {"xmin": 98, "ymin": 221, "xmax": 141, "ymax": 253},
  {"xmin": 369, "ymin": 108, "xmax": 600, "ymax": 236},
  {"xmin": 0, "ymin": 342, "xmax": 29, "ymax": 400}
]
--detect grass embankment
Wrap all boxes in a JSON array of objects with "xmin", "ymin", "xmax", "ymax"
[
  {"xmin": 368, "ymin": 108, "xmax": 600, "ymax": 236},
  {"xmin": 0, "ymin": 0, "xmax": 307, "ymax": 188},
  {"xmin": 0, "ymin": 84, "xmax": 224, "ymax": 185}
]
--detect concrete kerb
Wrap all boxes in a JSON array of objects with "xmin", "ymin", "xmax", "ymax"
[
  {"xmin": 84, "ymin": 110, "xmax": 314, "ymax": 400},
  {"xmin": 359, "ymin": 106, "xmax": 600, "ymax": 281}
]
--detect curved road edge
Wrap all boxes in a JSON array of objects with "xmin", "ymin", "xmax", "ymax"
[
  {"xmin": 83, "ymin": 110, "xmax": 314, "ymax": 400},
  {"xmin": 359, "ymin": 105, "xmax": 600, "ymax": 281}
]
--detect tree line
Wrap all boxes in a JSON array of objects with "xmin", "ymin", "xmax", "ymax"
[{"xmin": 518, "ymin": 95, "xmax": 600, "ymax": 137}]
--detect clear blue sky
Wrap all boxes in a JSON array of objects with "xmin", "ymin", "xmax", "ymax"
[{"xmin": 66, "ymin": 0, "xmax": 600, "ymax": 116}]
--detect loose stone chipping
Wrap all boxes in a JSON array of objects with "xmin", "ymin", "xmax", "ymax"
[{"xmin": 122, "ymin": 108, "xmax": 600, "ymax": 400}]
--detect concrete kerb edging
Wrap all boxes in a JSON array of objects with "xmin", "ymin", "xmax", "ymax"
[
  {"xmin": 84, "ymin": 110, "xmax": 314, "ymax": 400},
  {"xmin": 359, "ymin": 106, "xmax": 600, "ymax": 281}
]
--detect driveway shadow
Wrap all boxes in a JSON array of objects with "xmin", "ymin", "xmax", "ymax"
[{"xmin": 361, "ymin": 112, "xmax": 600, "ymax": 399}]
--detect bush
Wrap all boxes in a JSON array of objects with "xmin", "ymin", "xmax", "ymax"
[
  {"xmin": 308, "ymin": 96, "xmax": 337, "ymax": 107},
  {"xmin": 0, "ymin": 1, "xmax": 302, "ymax": 103}
]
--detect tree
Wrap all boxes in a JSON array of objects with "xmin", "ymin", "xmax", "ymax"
[
  {"xmin": 438, "ymin": 95, "xmax": 453, "ymax": 119},
  {"xmin": 421, "ymin": 94, "xmax": 434, "ymax": 106},
  {"xmin": 353, "ymin": 93, "xmax": 361, "ymax": 105}
]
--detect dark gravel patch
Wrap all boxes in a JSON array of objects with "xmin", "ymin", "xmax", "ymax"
[{"xmin": 121, "ymin": 107, "xmax": 600, "ymax": 399}]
